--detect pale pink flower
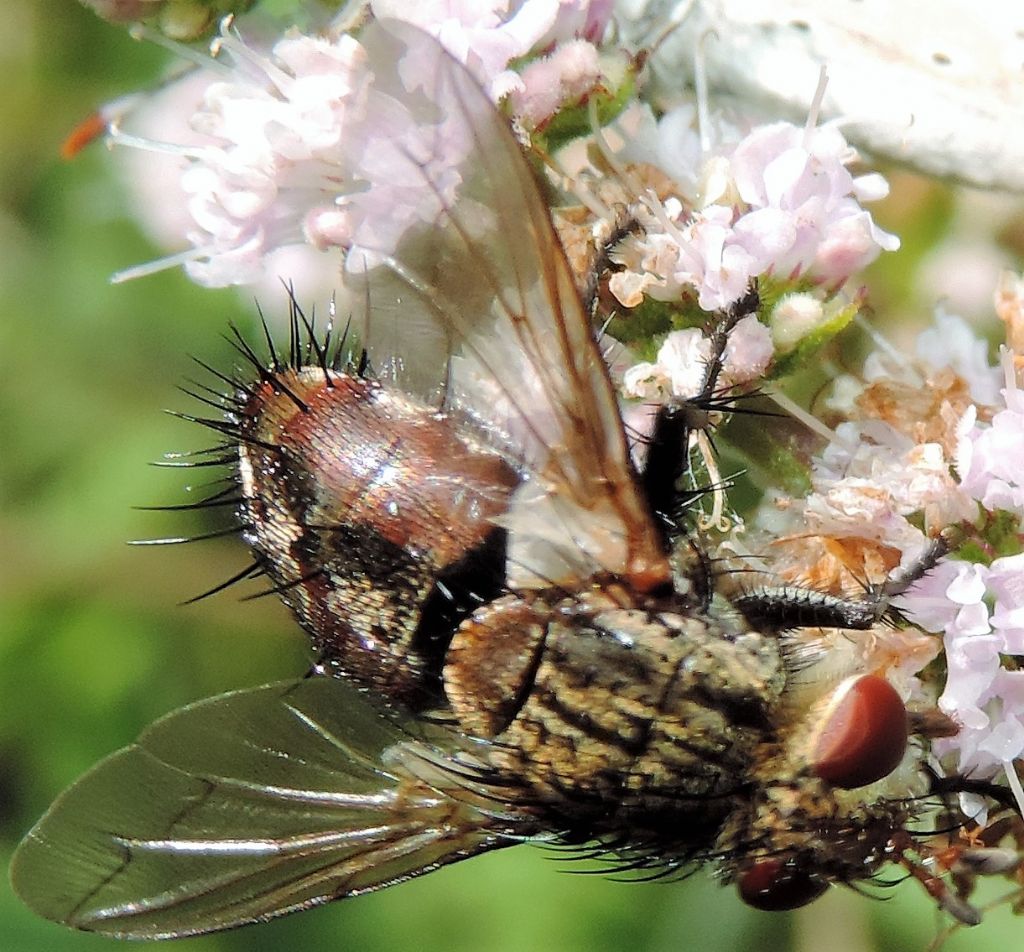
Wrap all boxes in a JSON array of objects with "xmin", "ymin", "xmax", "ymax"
[
  {"xmin": 621, "ymin": 314, "xmax": 771, "ymax": 405},
  {"xmin": 111, "ymin": 67, "xmax": 341, "ymax": 305},
  {"xmin": 957, "ymin": 349, "xmax": 1024, "ymax": 515},
  {"xmin": 897, "ymin": 559, "xmax": 990, "ymax": 641},
  {"xmin": 111, "ymin": 3, "xmax": 618, "ymax": 290},
  {"xmin": 548, "ymin": 0, "xmax": 613, "ymax": 42},
  {"xmin": 111, "ymin": 28, "xmax": 374, "ymax": 287},
  {"xmin": 509, "ymin": 39, "xmax": 603, "ymax": 127},
  {"xmin": 370, "ymin": 0, "xmax": 550, "ymax": 96},
  {"xmin": 371, "ymin": 0, "xmax": 610, "ymax": 99},
  {"xmin": 610, "ymin": 117, "xmax": 896, "ymax": 313},
  {"xmin": 626, "ymin": 203, "xmax": 770, "ymax": 312},
  {"xmin": 722, "ymin": 313, "xmax": 773, "ymax": 383},
  {"xmin": 113, "ymin": 21, "xmax": 494, "ymax": 286},
  {"xmin": 621, "ymin": 361, "xmax": 670, "ymax": 400},
  {"xmin": 728, "ymin": 122, "xmax": 899, "ymax": 282},
  {"xmin": 989, "ymin": 554, "xmax": 1024, "ymax": 653},
  {"xmin": 899, "ymin": 554, "xmax": 1024, "ymax": 785},
  {"xmin": 656, "ymin": 328, "xmax": 713, "ymax": 398}
]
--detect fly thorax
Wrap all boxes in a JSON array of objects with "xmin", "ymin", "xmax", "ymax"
[{"xmin": 444, "ymin": 591, "xmax": 787, "ymax": 844}]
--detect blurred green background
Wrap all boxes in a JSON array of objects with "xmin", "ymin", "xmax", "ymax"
[{"xmin": 2, "ymin": 2, "xmax": 1024, "ymax": 951}]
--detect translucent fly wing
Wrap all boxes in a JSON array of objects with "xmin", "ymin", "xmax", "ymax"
[
  {"xmin": 631, "ymin": 0, "xmax": 1024, "ymax": 193},
  {"xmin": 10, "ymin": 678, "xmax": 519, "ymax": 939},
  {"xmin": 338, "ymin": 21, "xmax": 669, "ymax": 591}
]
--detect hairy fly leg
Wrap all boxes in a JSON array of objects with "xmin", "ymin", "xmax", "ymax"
[{"xmin": 731, "ymin": 535, "xmax": 950, "ymax": 634}]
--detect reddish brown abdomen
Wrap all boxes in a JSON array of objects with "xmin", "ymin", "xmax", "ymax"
[{"xmin": 238, "ymin": 368, "xmax": 519, "ymax": 706}]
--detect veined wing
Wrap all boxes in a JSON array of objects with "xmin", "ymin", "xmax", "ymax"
[
  {"xmin": 10, "ymin": 678, "xmax": 528, "ymax": 939},
  {"xmin": 340, "ymin": 21, "xmax": 669, "ymax": 592}
]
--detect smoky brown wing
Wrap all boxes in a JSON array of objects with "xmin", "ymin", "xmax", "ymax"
[
  {"xmin": 342, "ymin": 21, "xmax": 667, "ymax": 590},
  {"xmin": 10, "ymin": 678, "xmax": 512, "ymax": 939}
]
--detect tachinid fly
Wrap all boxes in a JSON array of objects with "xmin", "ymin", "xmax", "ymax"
[{"xmin": 10, "ymin": 19, "xmax": 1020, "ymax": 939}]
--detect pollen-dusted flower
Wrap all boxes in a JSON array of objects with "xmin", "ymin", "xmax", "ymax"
[
  {"xmin": 774, "ymin": 298, "xmax": 1024, "ymax": 818},
  {"xmin": 761, "ymin": 311, "xmax": 983, "ymax": 576},
  {"xmin": 813, "ymin": 421, "xmax": 975, "ymax": 537},
  {"xmin": 826, "ymin": 310, "xmax": 1000, "ymax": 456},
  {"xmin": 913, "ymin": 309, "xmax": 1003, "ymax": 407}
]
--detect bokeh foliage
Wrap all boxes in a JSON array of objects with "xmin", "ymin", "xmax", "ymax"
[{"xmin": 1, "ymin": 2, "xmax": 1022, "ymax": 950}]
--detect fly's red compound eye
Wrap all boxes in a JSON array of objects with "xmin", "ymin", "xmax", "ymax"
[
  {"xmin": 737, "ymin": 858, "xmax": 828, "ymax": 911},
  {"xmin": 812, "ymin": 674, "xmax": 908, "ymax": 789}
]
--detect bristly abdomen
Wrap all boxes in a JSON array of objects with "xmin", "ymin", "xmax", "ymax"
[{"xmin": 236, "ymin": 361, "xmax": 520, "ymax": 708}]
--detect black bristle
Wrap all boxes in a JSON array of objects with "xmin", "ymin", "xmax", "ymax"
[
  {"xmin": 165, "ymin": 410, "xmax": 237, "ymax": 441},
  {"xmin": 152, "ymin": 296, "xmax": 363, "ymax": 613},
  {"xmin": 175, "ymin": 384, "xmax": 242, "ymax": 416},
  {"xmin": 225, "ymin": 322, "xmax": 268, "ymax": 375},
  {"xmin": 165, "ymin": 409, "xmax": 238, "ymax": 436},
  {"xmin": 240, "ymin": 568, "xmax": 326, "ymax": 602},
  {"xmin": 288, "ymin": 293, "xmax": 301, "ymax": 369},
  {"xmin": 697, "ymin": 282, "xmax": 761, "ymax": 401},
  {"xmin": 165, "ymin": 409, "xmax": 285, "ymax": 454},
  {"xmin": 282, "ymin": 281, "xmax": 334, "ymax": 386},
  {"xmin": 155, "ymin": 444, "xmax": 234, "ymax": 463},
  {"xmin": 331, "ymin": 313, "xmax": 355, "ymax": 371},
  {"xmin": 305, "ymin": 308, "xmax": 317, "ymax": 367},
  {"xmin": 926, "ymin": 768, "xmax": 1022, "ymax": 814},
  {"xmin": 225, "ymin": 324, "xmax": 310, "ymax": 414},
  {"xmin": 255, "ymin": 301, "xmax": 284, "ymax": 374},
  {"xmin": 181, "ymin": 376, "xmax": 246, "ymax": 410},
  {"xmin": 151, "ymin": 455, "xmax": 238, "ymax": 469},
  {"xmin": 134, "ymin": 485, "xmax": 242, "ymax": 513},
  {"xmin": 127, "ymin": 524, "xmax": 250, "ymax": 546},
  {"xmin": 191, "ymin": 354, "xmax": 260, "ymax": 402},
  {"xmin": 180, "ymin": 561, "xmax": 266, "ymax": 605}
]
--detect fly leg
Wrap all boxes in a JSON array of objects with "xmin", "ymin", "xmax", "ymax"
[{"xmin": 731, "ymin": 536, "xmax": 949, "ymax": 634}]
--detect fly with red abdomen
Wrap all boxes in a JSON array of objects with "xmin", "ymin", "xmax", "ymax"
[{"xmin": 11, "ymin": 19, "xmax": 1022, "ymax": 940}]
